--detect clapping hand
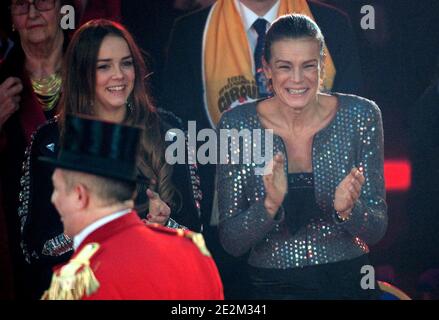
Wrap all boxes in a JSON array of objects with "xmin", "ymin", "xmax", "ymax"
[
  {"xmin": 334, "ymin": 167, "xmax": 365, "ymax": 218},
  {"xmin": 263, "ymin": 153, "xmax": 287, "ymax": 218}
]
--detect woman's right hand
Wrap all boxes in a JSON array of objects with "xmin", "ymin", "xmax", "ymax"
[
  {"xmin": 0, "ymin": 77, "xmax": 23, "ymax": 129},
  {"xmin": 263, "ymin": 153, "xmax": 287, "ymax": 218},
  {"xmin": 145, "ymin": 188, "xmax": 171, "ymax": 225}
]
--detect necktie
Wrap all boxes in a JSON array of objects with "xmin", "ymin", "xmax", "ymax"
[{"xmin": 252, "ymin": 18, "xmax": 269, "ymax": 98}]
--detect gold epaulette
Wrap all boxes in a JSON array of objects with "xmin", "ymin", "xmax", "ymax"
[
  {"xmin": 177, "ymin": 229, "xmax": 212, "ymax": 258},
  {"xmin": 147, "ymin": 224, "xmax": 211, "ymax": 257},
  {"xmin": 41, "ymin": 243, "xmax": 100, "ymax": 300}
]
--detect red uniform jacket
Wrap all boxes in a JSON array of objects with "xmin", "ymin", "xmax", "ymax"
[{"xmin": 57, "ymin": 212, "xmax": 224, "ymax": 300}]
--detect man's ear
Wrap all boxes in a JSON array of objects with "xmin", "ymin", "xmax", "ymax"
[{"xmin": 74, "ymin": 183, "xmax": 90, "ymax": 210}]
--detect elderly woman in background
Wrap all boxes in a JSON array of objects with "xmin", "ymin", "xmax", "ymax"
[
  {"xmin": 217, "ymin": 14, "xmax": 387, "ymax": 299},
  {"xmin": 0, "ymin": 0, "xmax": 73, "ymax": 298}
]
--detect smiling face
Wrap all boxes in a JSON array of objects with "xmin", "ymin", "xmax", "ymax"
[
  {"xmin": 94, "ymin": 35, "xmax": 135, "ymax": 121},
  {"xmin": 11, "ymin": 0, "xmax": 62, "ymax": 46},
  {"xmin": 264, "ymin": 37, "xmax": 322, "ymax": 113}
]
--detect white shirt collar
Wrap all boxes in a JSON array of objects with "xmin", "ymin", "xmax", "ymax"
[
  {"xmin": 73, "ymin": 208, "xmax": 132, "ymax": 250},
  {"xmin": 235, "ymin": 0, "xmax": 280, "ymax": 32}
]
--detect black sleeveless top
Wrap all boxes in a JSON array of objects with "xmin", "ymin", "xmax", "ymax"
[{"xmin": 283, "ymin": 173, "xmax": 322, "ymax": 235}]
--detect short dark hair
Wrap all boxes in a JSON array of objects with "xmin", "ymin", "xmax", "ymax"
[
  {"xmin": 63, "ymin": 170, "xmax": 137, "ymax": 204},
  {"xmin": 264, "ymin": 14, "xmax": 325, "ymax": 63}
]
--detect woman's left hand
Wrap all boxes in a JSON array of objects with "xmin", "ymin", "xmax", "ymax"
[
  {"xmin": 334, "ymin": 167, "xmax": 365, "ymax": 218},
  {"xmin": 145, "ymin": 188, "xmax": 171, "ymax": 225}
]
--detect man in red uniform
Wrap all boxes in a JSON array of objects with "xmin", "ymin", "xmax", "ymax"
[{"xmin": 41, "ymin": 115, "xmax": 224, "ymax": 300}]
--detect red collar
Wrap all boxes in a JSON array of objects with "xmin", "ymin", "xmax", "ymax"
[{"xmin": 75, "ymin": 211, "xmax": 142, "ymax": 253}]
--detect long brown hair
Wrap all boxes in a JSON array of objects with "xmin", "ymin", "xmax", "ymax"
[{"xmin": 59, "ymin": 19, "xmax": 176, "ymax": 209}]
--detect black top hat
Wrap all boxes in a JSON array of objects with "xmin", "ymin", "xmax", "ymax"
[{"xmin": 40, "ymin": 114, "xmax": 144, "ymax": 182}]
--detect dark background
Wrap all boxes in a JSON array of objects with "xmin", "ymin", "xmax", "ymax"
[
  {"xmin": 1, "ymin": 0, "xmax": 439, "ymax": 299},
  {"xmin": 326, "ymin": 0, "xmax": 439, "ymax": 298}
]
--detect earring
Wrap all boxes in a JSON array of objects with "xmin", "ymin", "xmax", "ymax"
[
  {"xmin": 127, "ymin": 100, "xmax": 134, "ymax": 113},
  {"xmin": 12, "ymin": 24, "xmax": 15, "ymax": 32}
]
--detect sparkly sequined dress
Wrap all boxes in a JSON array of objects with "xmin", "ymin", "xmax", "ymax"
[
  {"xmin": 248, "ymin": 172, "xmax": 380, "ymax": 299},
  {"xmin": 216, "ymin": 93, "xmax": 387, "ymax": 299}
]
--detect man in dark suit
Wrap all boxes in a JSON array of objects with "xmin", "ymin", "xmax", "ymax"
[{"xmin": 161, "ymin": 0, "xmax": 363, "ymax": 298}]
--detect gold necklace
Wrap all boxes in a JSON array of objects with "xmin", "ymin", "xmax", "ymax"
[{"xmin": 31, "ymin": 72, "xmax": 62, "ymax": 112}]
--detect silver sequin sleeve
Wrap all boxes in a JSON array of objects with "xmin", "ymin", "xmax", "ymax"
[
  {"xmin": 332, "ymin": 101, "xmax": 387, "ymax": 245},
  {"xmin": 216, "ymin": 110, "xmax": 286, "ymax": 257},
  {"xmin": 216, "ymin": 165, "xmax": 285, "ymax": 257}
]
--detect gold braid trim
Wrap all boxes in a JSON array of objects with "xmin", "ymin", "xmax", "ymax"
[
  {"xmin": 41, "ymin": 243, "xmax": 100, "ymax": 300},
  {"xmin": 177, "ymin": 229, "xmax": 211, "ymax": 257}
]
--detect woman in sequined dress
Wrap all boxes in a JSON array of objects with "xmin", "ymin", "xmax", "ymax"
[
  {"xmin": 217, "ymin": 14, "xmax": 387, "ymax": 299},
  {"xmin": 18, "ymin": 19, "xmax": 202, "ymax": 299}
]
